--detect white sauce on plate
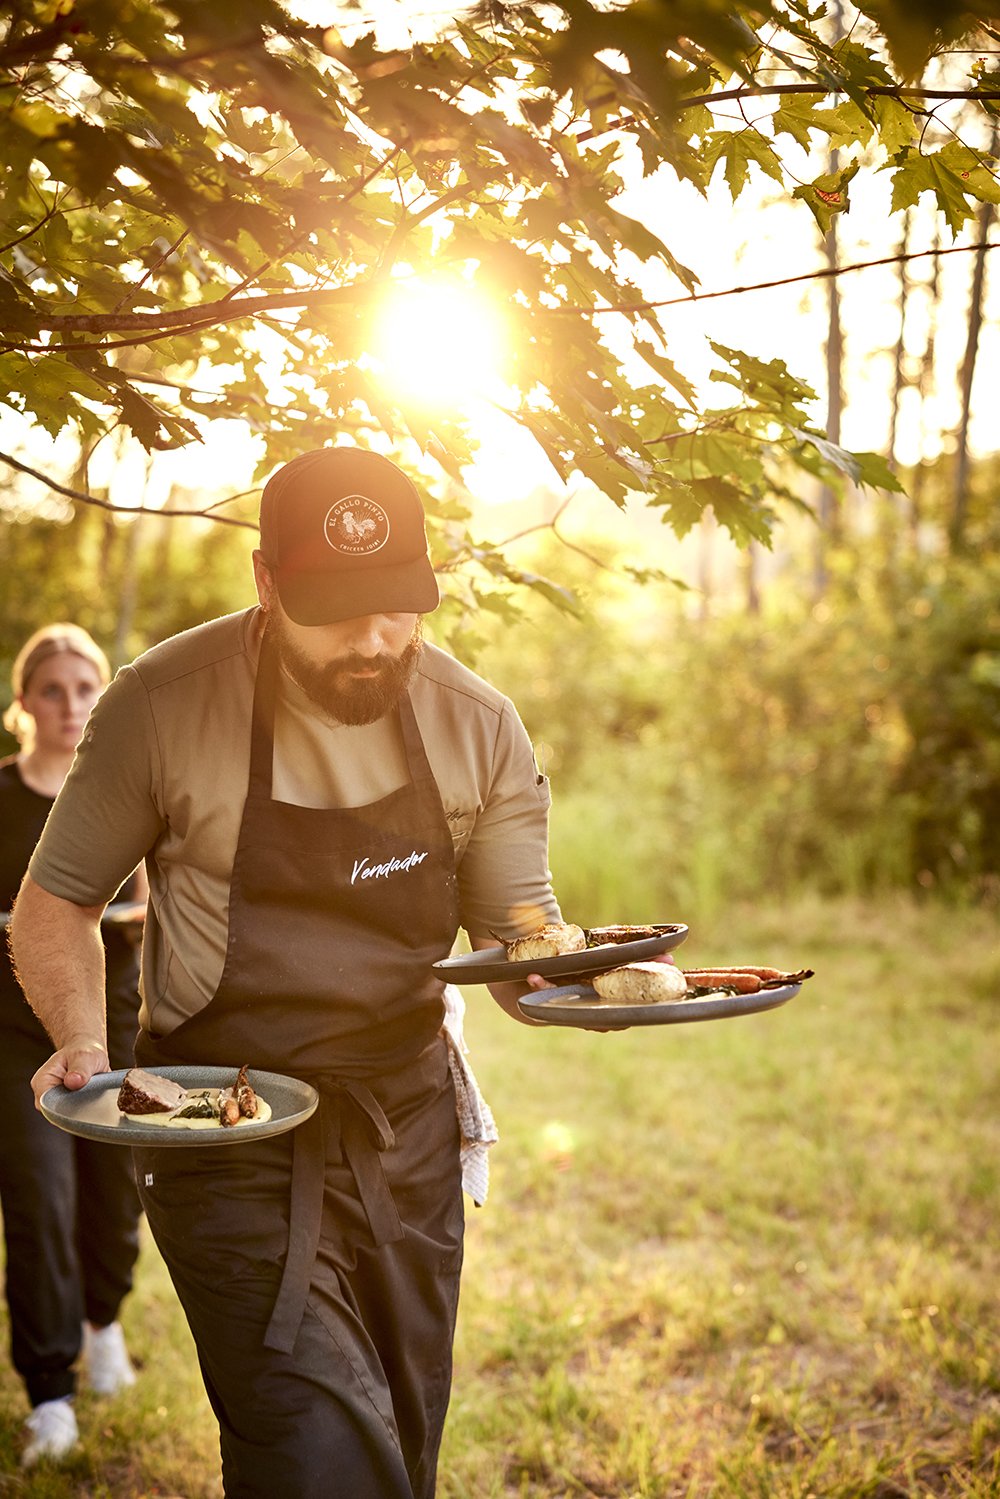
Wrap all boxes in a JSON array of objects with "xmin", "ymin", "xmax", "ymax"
[{"xmin": 124, "ymin": 1088, "xmax": 273, "ymax": 1131}]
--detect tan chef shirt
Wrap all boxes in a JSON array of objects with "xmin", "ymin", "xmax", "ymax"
[{"xmin": 29, "ymin": 609, "xmax": 559, "ymax": 1036}]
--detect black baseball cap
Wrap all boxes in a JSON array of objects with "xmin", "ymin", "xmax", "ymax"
[{"xmin": 258, "ymin": 447, "xmax": 440, "ymax": 625}]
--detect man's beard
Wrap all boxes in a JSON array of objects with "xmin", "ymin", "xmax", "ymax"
[{"xmin": 268, "ymin": 612, "xmax": 423, "ymax": 726}]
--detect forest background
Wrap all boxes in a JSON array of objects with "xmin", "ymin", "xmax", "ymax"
[
  {"xmin": 2, "ymin": 0, "xmax": 999, "ymax": 915},
  {"xmin": 1, "ymin": 4, "xmax": 998, "ymax": 1495}
]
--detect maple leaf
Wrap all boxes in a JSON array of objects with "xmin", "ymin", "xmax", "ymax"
[
  {"xmin": 702, "ymin": 129, "xmax": 785, "ymax": 200},
  {"xmin": 792, "ymin": 159, "xmax": 861, "ymax": 232},
  {"xmin": 887, "ymin": 147, "xmax": 987, "ymax": 235}
]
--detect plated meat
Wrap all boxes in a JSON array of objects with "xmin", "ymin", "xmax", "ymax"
[
  {"xmin": 116, "ymin": 1068, "xmax": 189, "ymax": 1115},
  {"xmin": 586, "ymin": 925, "xmax": 671, "ymax": 944},
  {"xmin": 116, "ymin": 1065, "xmax": 269, "ymax": 1129}
]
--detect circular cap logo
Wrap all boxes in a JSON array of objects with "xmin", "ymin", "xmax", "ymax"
[{"xmin": 324, "ymin": 494, "xmax": 390, "ymax": 556}]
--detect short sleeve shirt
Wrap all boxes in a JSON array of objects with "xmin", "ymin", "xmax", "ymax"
[{"xmin": 29, "ymin": 608, "xmax": 560, "ymax": 1035}]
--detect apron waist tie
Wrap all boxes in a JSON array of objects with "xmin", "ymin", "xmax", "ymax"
[{"xmin": 264, "ymin": 1078, "xmax": 405, "ymax": 1355}]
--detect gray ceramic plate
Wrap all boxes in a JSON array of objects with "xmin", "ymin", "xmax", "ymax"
[
  {"xmin": 517, "ymin": 981, "xmax": 803, "ymax": 1029},
  {"xmin": 40, "ymin": 1066, "xmax": 318, "ymax": 1147},
  {"xmin": 432, "ymin": 924, "xmax": 689, "ymax": 985}
]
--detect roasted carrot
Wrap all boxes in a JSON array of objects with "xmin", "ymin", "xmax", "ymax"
[
  {"xmin": 683, "ymin": 966, "xmax": 815, "ymax": 992},
  {"xmin": 235, "ymin": 1063, "xmax": 258, "ymax": 1119},
  {"xmin": 682, "ymin": 970, "xmax": 763, "ymax": 993},
  {"xmin": 219, "ymin": 1096, "xmax": 241, "ymax": 1127},
  {"xmin": 688, "ymin": 966, "xmax": 785, "ymax": 979}
]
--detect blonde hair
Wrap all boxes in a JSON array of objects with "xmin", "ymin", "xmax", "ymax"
[{"xmin": 3, "ymin": 624, "xmax": 111, "ymax": 747}]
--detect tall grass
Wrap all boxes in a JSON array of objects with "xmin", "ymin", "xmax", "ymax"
[
  {"xmin": 443, "ymin": 895, "xmax": 1000, "ymax": 1498},
  {"xmin": 0, "ymin": 896, "xmax": 996, "ymax": 1496}
]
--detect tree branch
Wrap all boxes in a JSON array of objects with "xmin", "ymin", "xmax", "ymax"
[
  {"xmin": 0, "ymin": 200, "xmax": 61, "ymax": 257},
  {"xmin": 573, "ymin": 86, "xmax": 1000, "ymax": 143},
  {"xmin": 678, "ymin": 84, "xmax": 1000, "ymax": 110},
  {"xmin": 0, "ymin": 450, "xmax": 259, "ymax": 530},
  {"xmin": 6, "ymin": 282, "xmax": 368, "ymax": 336},
  {"xmin": 3, "ymin": 240, "xmax": 997, "ymax": 357},
  {"xmin": 550, "ymin": 239, "xmax": 1000, "ymax": 317}
]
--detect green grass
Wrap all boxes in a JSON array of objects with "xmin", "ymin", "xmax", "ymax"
[{"xmin": 0, "ymin": 895, "xmax": 997, "ymax": 1497}]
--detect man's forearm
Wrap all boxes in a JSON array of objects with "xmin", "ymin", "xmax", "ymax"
[
  {"xmin": 469, "ymin": 935, "xmax": 546, "ymax": 1026},
  {"xmin": 9, "ymin": 874, "xmax": 108, "ymax": 1050},
  {"xmin": 486, "ymin": 976, "xmax": 546, "ymax": 1025}
]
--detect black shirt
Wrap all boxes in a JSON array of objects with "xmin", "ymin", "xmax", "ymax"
[{"xmin": 1, "ymin": 758, "xmax": 140, "ymax": 1042}]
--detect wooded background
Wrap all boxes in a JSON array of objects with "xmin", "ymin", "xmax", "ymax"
[
  {"xmin": 1, "ymin": 10, "xmax": 997, "ymax": 1493},
  {"xmin": 2, "ymin": 0, "xmax": 998, "ymax": 905}
]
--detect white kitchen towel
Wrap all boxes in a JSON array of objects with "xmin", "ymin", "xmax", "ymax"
[{"xmin": 442, "ymin": 984, "xmax": 499, "ymax": 1207}]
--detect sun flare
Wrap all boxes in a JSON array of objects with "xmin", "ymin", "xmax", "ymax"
[{"xmin": 369, "ymin": 278, "xmax": 509, "ymax": 407}]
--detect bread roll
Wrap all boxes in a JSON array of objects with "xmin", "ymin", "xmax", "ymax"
[
  {"xmin": 506, "ymin": 922, "xmax": 587, "ymax": 961},
  {"xmin": 591, "ymin": 961, "xmax": 689, "ymax": 1004}
]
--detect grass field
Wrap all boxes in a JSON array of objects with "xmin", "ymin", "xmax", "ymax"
[{"xmin": 0, "ymin": 895, "xmax": 996, "ymax": 1497}]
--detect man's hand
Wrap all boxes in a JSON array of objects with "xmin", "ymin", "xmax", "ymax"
[
  {"xmin": 10, "ymin": 876, "xmax": 111, "ymax": 1106},
  {"xmin": 31, "ymin": 1038, "xmax": 110, "ymax": 1106}
]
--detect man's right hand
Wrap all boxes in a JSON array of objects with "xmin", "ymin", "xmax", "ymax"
[
  {"xmin": 10, "ymin": 877, "xmax": 112, "ymax": 1107},
  {"xmin": 31, "ymin": 1040, "xmax": 110, "ymax": 1107}
]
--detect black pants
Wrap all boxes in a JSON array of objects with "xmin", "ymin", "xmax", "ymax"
[
  {"xmin": 136, "ymin": 1041, "xmax": 464, "ymax": 1499},
  {"xmin": 0, "ymin": 1002, "xmax": 142, "ymax": 1406}
]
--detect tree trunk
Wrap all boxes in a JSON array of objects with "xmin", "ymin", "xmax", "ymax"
[
  {"xmin": 886, "ymin": 209, "xmax": 912, "ymax": 467},
  {"xmin": 744, "ymin": 540, "xmax": 761, "ymax": 616},
  {"xmin": 949, "ymin": 175, "xmax": 996, "ymax": 552},
  {"xmin": 908, "ymin": 226, "xmax": 942, "ymax": 550},
  {"xmin": 113, "ymin": 513, "xmax": 144, "ymax": 667},
  {"xmin": 879, "ymin": 210, "xmax": 913, "ymax": 567},
  {"xmin": 814, "ymin": 211, "xmax": 844, "ymax": 599},
  {"xmin": 813, "ymin": 0, "xmax": 845, "ymax": 600},
  {"xmin": 697, "ymin": 507, "xmax": 716, "ymax": 622}
]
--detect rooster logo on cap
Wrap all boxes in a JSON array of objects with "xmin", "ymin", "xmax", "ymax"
[
  {"xmin": 324, "ymin": 494, "xmax": 390, "ymax": 555},
  {"xmin": 340, "ymin": 510, "xmax": 377, "ymax": 542}
]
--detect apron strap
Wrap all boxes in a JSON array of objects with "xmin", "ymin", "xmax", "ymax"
[
  {"xmin": 247, "ymin": 628, "xmax": 279, "ymax": 801},
  {"xmin": 264, "ymin": 1078, "xmax": 405, "ymax": 1355},
  {"xmin": 264, "ymin": 1105, "xmax": 325, "ymax": 1354}
]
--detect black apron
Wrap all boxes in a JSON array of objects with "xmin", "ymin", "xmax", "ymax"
[{"xmin": 136, "ymin": 631, "xmax": 464, "ymax": 1496}]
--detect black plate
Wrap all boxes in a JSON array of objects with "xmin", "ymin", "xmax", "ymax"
[
  {"xmin": 40, "ymin": 1066, "xmax": 318, "ymax": 1147},
  {"xmin": 517, "ymin": 981, "xmax": 803, "ymax": 1029},
  {"xmin": 432, "ymin": 924, "xmax": 688, "ymax": 985}
]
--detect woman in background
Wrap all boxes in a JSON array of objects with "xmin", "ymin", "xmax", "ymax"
[{"xmin": 0, "ymin": 624, "xmax": 145, "ymax": 1466}]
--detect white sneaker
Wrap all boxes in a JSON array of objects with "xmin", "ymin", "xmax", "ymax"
[
  {"xmin": 22, "ymin": 1397, "xmax": 79, "ymax": 1466},
  {"xmin": 83, "ymin": 1320, "xmax": 137, "ymax": 1395}
]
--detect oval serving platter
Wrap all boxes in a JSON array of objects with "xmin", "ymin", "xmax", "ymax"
[
  {"xmin": 517, "ymin": 981, "xmax": 803, "ymax": 1029},
  {"xmin": 40, "ymin": 1066, "xmax": 318, "ymax": 1147},
  {"xmin": 432, "ymin": 924, "xmax": 689, "ymax": 986}
]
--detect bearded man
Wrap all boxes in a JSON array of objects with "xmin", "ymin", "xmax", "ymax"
[{"xmin": 11, "ymin": 447, "xmax": 562, "ymax": 1498}]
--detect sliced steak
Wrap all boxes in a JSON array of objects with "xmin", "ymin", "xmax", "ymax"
[{"xmin": 117, "ymin": 1067, "xmax": 188, "ymax": 1115}]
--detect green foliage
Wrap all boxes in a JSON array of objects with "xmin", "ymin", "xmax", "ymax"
[
  {"xmin": 886, "ymin": 558, "xmax": 1000, "ymax": 889},
  {"xmin": 888, "ymin": 142, "xmax": 1000, "ymax": 235},
  {"xmin": 469, "ymin": 528, "xmax": 1000, "ymax": 918},
  {"xmin": 2, "ymin": 0, "xmax": 999, "ymax": 566},
  {"xmin": 0, "ymin": 494, "xmax": 255, "ymax": 757}
]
